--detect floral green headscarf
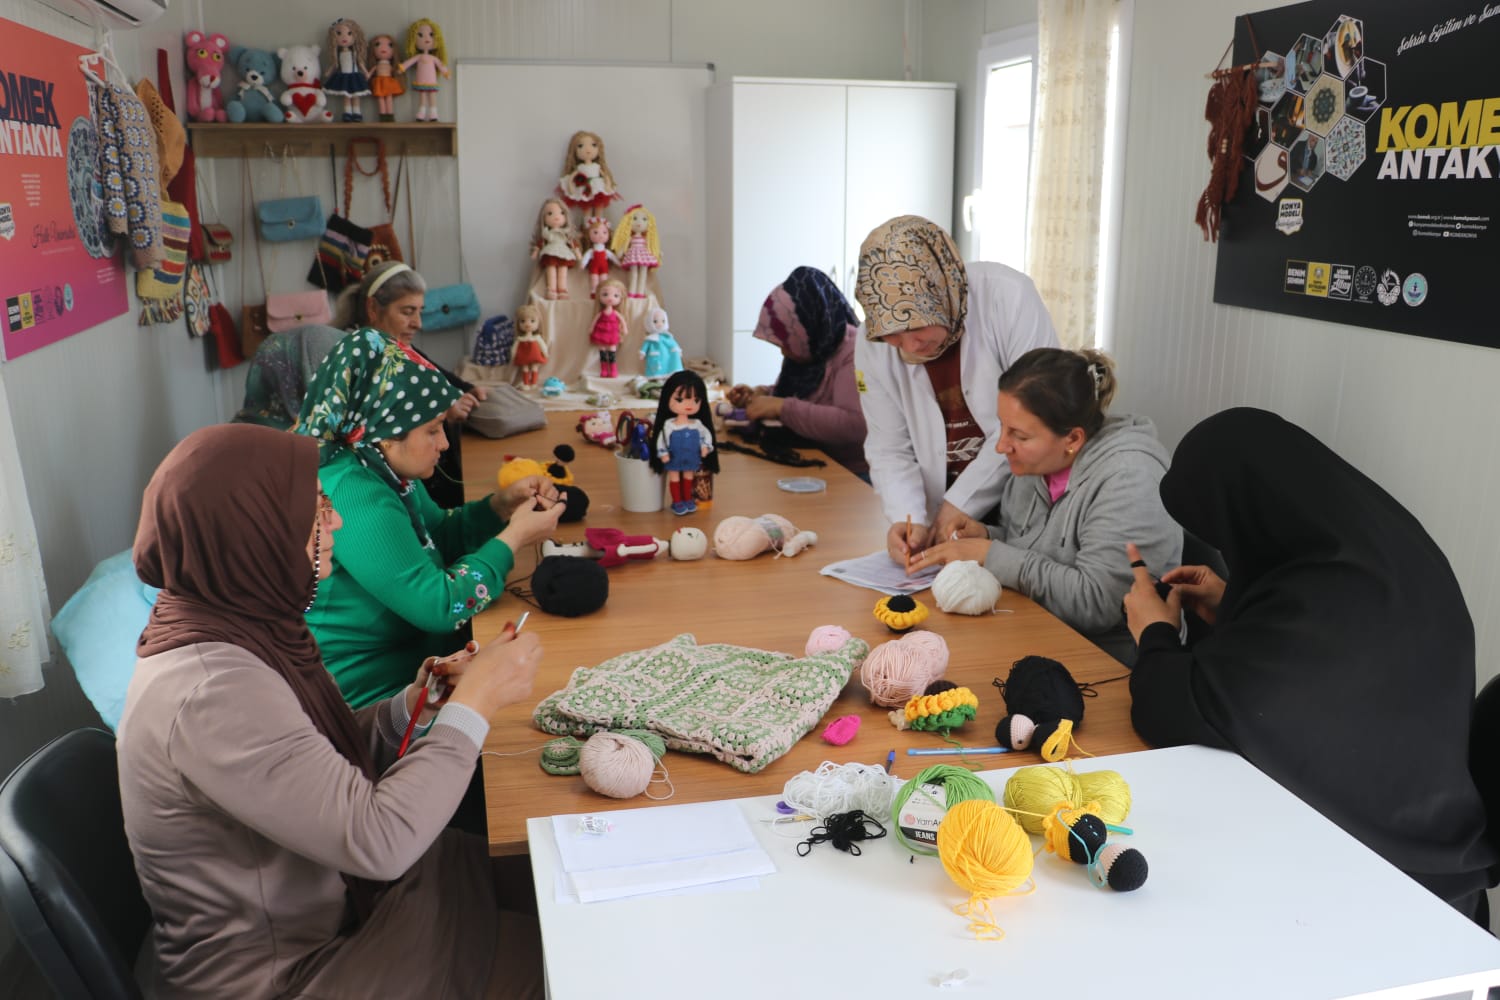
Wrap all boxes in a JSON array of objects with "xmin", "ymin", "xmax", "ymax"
[
  {"xmin": 296, "ymin": 328, "xmax": 460, "ymax": 548},
  {"xmin": 855, "ymin": 215, "xmax": 969, "ymax": 363}
]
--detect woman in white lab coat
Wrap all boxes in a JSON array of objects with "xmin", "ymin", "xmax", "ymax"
[{"xmin": 853, "ymin": 215, "xmax": 1058, "ymax": 566}]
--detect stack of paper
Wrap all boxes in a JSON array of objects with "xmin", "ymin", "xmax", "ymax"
[
  {"xmin": 820, "ymin": 550, "xmax": 939, "ymax": 595},
  {"xmin": 550, "ymin": 800, "xmax": 776, "ymax": 903}
]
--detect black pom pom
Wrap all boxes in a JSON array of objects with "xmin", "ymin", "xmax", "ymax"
[
  {"xmin": 924, "ymin": 679, "xmax": 958, "ymax": 696},
  {"xmin": 531, "ymin": 556, "xmax": 608, "ymax": 617},
  {"xmin": 1065, "ymin": 814, "xmax": 1107, "ymax": 865},
  {"xmin": 1100, "ymin": 844, "xmax": 1149, "ymax": 892},
  {"xmin": 558, "ymin": 485, "xmax": 589, "ymax": 523},
  {"xmin": 886, "ymin": 594, "xmax": 916, "ymax": 613},
  {"xmin": 553, "ymin": 443, "xmax": 576, "ymax": 463}
]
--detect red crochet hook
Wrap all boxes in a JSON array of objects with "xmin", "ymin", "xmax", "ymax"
[{"xmin": 396, "ymin": 615, "xmax": 526, "ymax": 759}]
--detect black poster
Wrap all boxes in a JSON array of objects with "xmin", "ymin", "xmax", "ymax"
[{"xmin": 1213, "ymin": 0, "xmax": 1500, "ymax": 348}]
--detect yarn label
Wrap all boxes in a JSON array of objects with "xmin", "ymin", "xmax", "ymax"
[{"xmin": 896, "ymin": 781, "xmax": 949, "ymax": 848}]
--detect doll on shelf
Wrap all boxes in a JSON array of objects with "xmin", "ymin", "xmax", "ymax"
[
  {"xmin": 590, "ymin": 279, "xmax": 628, "ymax": 378},
  {"xmin": 640, "ymin": 307, "xmax": 683, "ymax": 377},
  {"xmin": 610, "ymin": 204, "xmax": 661, "ymax": 300},
  {"xmin": 530, "ymin": 198, "xmax": 580, "ymax": 301},
  {"xmin": 366, "ymin": 33, "xmax": 405, "ymax": 122},
  {"xmin": 556, "ymin": 130, "xmax": 620, "ymax": 215},
  {"xmin": 650, "ymin": 370, "xmax": 719, "ymax": 516},
  {"xmin": 400, "ymin": 18, "xmax": 450, "ymax": 121},
  {"xmin": 323, "ymin": 18, "xmax": 370, "ymax": 122},
  {"xmin": 579, "ymin": 215, "xmax": 620, "ymax": 298},
  {"xmin": 512, "ymin": 302, "xmax": 549, "ymax": 388}
]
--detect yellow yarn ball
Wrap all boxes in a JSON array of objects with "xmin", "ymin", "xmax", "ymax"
[
  {"xmin": 1003, "ymin": 765, "xmax": 1132, "ymax": 835},
  {"xmin": 936, "ymin": 799, "xmax": 1034, "ymax": 941}
]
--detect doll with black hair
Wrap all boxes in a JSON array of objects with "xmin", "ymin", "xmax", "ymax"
[{"xmin": 649, "ymin": 370, "xmax": 719, "ymax": 516}]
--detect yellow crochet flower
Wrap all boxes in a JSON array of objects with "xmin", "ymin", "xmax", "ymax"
[
  {"xmin": 873, "ymin": 594, "xmax": 929, "ymax": 633},
  {"xmin": 904, "ymin": 686, "xmax": 979, "ymax": 732}
]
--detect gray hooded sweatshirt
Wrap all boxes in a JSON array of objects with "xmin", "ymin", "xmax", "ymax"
[{"xmin": 982, "ymin": 413, "xmax": 1180, "ymax": 664}]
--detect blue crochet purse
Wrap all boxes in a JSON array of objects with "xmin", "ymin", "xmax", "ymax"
[
  {"xmin": 421, "ymin": 282, "xmax": 480, "ymax": 331},
  {"xmin": 474, "ymin": 314, "xmax": 515, "ymax": 366},
  {"xmin": 255, "ymin": 195, "xmax": 323, "ymax": 242}
]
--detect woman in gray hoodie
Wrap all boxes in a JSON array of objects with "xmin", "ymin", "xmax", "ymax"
[{"xmin": 912, "ymin": 348, "xmax": 1180, "ymax": 663}]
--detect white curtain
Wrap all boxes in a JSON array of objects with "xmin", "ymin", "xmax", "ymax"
[
  {"xmin": 1026, "ymin": 0, "xmax": 1120, "ymax": 349},
  {"xmin": 0, "ymin": 369, "xmax": 50, "ymax": 698}
]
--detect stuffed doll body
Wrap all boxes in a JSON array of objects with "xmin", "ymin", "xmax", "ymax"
[
  {"xmin": 579, "ymin": 216, "xmax": 619, "ymax": 296},
  {"xmin": 512, "ymin": 303, "xmax": 548, "ymax": 388},
  {"xmin": 589, "ymin": 279, "xmax": 627, "ymax": 378},
  {"xmin": 278, "ymin": 45, "xmax": 332, "ymax": 123},
  {"xmin": 323, "ymin": 18, "xmax": 370, "ymax": 122},
  {"xmin": 184, "ymin": 31, "xmax": 229, "ymax": 123},
  {"xmin": 399, "ymin": 19, "xmax": 450, "ymax": 121},
  {"xmin": 556, "ymin": 131, "xmax": 619, "ymax": 214},
  {"xmin": 649, "ymin": 371, "xmax": 718, "ymax": 516},
  {"xmin": 226, "ymin": 47, "xmax": 284, "ymax": 123},
  {"xmin": 640, "ymin": 308, "xmax": 683, "ymax": 377},
  {"xmin": 530, "ymin": 198, "xmax": 580, "ymax": 301},
  {"xmin": 611, "ymin": 205, "xmax": 661, "ymax": 300},
  {"xmin": 366, "ymin": 34, "xmax": 405, "ymax": 122}
]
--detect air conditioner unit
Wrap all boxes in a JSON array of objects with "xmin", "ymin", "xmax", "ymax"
[{"xmin": 43, "ymin": 0, "xmax": 169, "ymax": 28}]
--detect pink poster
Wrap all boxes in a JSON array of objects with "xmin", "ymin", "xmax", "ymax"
[{"xmin": 0, "ymin": 17, "xmax": 128, "ymax": 361}]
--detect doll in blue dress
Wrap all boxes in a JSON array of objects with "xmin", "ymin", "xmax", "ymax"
[
  {"xmin": 649, "ymin": 370, "xmax": 718, "ymax": 515},
  {"xmin": 640, "ymin": 307, "xmax": 684, "ymax": 377}
]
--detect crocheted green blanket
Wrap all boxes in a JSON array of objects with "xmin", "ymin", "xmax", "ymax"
[{"xmin": 532, "ymin": 633, "xmax": 870, "ymax": 774}]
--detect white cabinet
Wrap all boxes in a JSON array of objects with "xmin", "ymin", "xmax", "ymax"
[{"xmin": 707, "ymin": 77, "xmax": 956, "ymax": 385}]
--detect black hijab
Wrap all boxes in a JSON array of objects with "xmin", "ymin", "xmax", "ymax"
[{"xmin": 1141, "ymin": 407, "xmax": 1492, "ymax": 902}]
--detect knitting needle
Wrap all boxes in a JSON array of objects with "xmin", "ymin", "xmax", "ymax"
[{"xmin": 906, "ymin": 746, "xmax": 1011, "ymax": 756}]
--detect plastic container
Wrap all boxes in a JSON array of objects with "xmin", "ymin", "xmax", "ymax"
[{"xmin": 615, "ymin": 453, "xmax": 665, "ymax": 512}]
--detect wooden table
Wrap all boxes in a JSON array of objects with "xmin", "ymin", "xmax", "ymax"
[{"xmin": 465, "ymin": 414, "xmax": 1147, "ymax": 855}]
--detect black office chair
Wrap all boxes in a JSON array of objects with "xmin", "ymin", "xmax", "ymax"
[{"xmin": 0, "ymin": 728, "xmax": 149, "ymax": 999}]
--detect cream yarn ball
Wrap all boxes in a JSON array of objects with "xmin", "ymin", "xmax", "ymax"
[
  {"xmin": 579, "ymin": 732, "xmax": 655, "ymax": 798},
  {"xmin": 859, "ymin": 630, "xmax": 950, "ymax": 707},
  {"xmin": 932, "ymin": 560, "xmax": 1002, "ymax": 615}
]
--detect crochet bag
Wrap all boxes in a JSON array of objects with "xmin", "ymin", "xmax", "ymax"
[
  {"xmin": 455, "ymin": 314, "xmax": 514, "ymax": 384},
  {"xmin": 421, "ymin": 283, "xmax": 480, "ymax": 331},
  {"xmin": 136, "ymin": 199, "xmax": 191, "ymax": 324},
  {"xmin": 256, "ymin": 195, "xmax": 322, "ymax": 242},
  {"xmin": 265, "ymin": 289, "xmax": 332, "ymax": 333},
  {"xmin": 307, "ymin": 213, "xmax": 373, "ymax": 293}
]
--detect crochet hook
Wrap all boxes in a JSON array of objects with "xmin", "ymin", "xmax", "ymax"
[
  {"xmin": 397, "ymin": 615, "xmax": 528, "ymax": 759},
  {"xmin": 906, "ymin": 746, "xmax": 1011, "ymax": 756}
]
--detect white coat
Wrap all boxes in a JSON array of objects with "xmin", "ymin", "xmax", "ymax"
[{"xmin": 855, "ymin": 261, "xmax": 1059, "ymax": 526}]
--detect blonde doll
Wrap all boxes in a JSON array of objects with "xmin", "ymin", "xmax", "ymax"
[
  {"xmin": 589, "ymin": 278, "xmax": 628, "ymax": 377},
  {"xmin": 610, "ymin": 204, "xmax": 661, "ymax": 300},
  {"xmin": 323, "ymin": 18, "xmax": 370, "ymax": 122},
  {"xmin": 556, "ymin": 131, "xmax": 620, "ymax": 214},
  {"xmin": 579, "ymin": 215, "xmax": 620, "ymax": 298},
  {"xmin": 399, "ymin": 18, "xmax": 450, "ymax": 122},
  {"xmin": 366, "ymin": 33, "xmax": 405, "ymax": 122},
  {"xmin": 530, "ymin": 198, "xmax": 580, "ymax": 301},
  {"xmin": 512, "ymin": 302, "xmax": 549, "ymax": 388}
]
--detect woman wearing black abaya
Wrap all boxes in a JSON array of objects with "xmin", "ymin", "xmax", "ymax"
[{"xmin": 1122, "ymin": 407, "xmax": 1494, "ymax": 921}]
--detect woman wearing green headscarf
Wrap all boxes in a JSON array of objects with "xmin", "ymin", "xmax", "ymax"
[
  {"xmin": 297, "ymin": 329, "xmax": 565, "ymax": 708},
  {"xmin": 853, "ymin": 216, "xmax": 1059, "ymax": 567}
]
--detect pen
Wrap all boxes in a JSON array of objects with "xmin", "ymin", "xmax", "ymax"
[
  {"xmin": 904, "ymin": 514, "xmax": 913, "ymax": 574},
  {"xmin": 885, "ymin": 749, "xmax": 895, "ymax": 775},
  {"xmin": 906, "ymin": 746, "xmax": 1012, "ymax": 756}
]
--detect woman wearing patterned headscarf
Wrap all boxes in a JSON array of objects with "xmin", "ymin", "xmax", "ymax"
[
  {"xmin": 853, "ymin": 216, "xmax": 1058, "ymax": 567},
  {"xmin": 296, "ymin": 331, "xmax": 564, "ymax": 708},
  {"xmin": 725, "ymin": 266, "xmax": 868, "ymax": 477}
]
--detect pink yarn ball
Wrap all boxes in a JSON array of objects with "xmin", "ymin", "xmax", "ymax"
[
  {"xmin": 805, "ymin": 625, "xmax": 852, "ymax": 656},
  {"xmin": 821, "ymin": 714, "xmax": 861, "ymax": 745},
  {"xmin": 859, "ymin": 630, "xmax": 950, "ymax": 708},
  {"xmin": 579, "ymin": 732, "xmax": 654, "ymax": 799}
]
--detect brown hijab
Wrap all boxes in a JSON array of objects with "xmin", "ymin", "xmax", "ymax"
[
  {"xmin": 134, "ymin": 423, "xmax": 384, "ymax": 914},
  {"xmin": 854, "ymin": 215, "xmax": 969, "ymax": 362}
]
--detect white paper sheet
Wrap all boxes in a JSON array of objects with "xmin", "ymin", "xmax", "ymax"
[
  {"xmin": 564, "ymin": 849, "xmax": 776, "ymax": 903},
  {"xmin": 552, "ymin": 870, "xmax": 764, "ymax": 904},
  {"xmin": 550, "ymin": 800, "xmax": 762, "ymax": 873},
  {"xmin": 819, "ymin": 550, "xmax": 939, "ymax": 595}
]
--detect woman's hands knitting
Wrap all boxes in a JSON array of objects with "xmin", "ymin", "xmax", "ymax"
[{"xmin": 447, "ymin": 631, "xmax": 544, "ymax": 718}]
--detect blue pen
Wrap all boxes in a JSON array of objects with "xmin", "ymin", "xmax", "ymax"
[
  {"xmin": 885, "ymin": 749, "xmax": 895, "ymax": 775},
  {"xmin": 906, "ymin": 746, "xmax": 1011, "ymax": 756}
]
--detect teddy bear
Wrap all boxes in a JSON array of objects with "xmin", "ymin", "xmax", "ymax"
[
  {"xmin": 277, "ymin": 44, "xmax": 332, "ymax": 123},
  {"xmin": 226, "ymin": 46, "xmax": 284, "ymax": 123},
  {"xmin": 184, "ymin": 31, "xmax": 229, "ymax": 123}
]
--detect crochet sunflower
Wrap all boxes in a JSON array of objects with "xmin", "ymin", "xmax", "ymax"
[
  {"xmin": 873, "ymin": 594, "xmax": 929, "ymax": 633},
  {"xmin": 904, "ymin": 684, "xmax": 979, "ymax": 732}
]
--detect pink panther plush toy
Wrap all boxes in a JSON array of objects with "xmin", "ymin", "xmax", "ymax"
[{"xmin": 184, "ymin": 31, "xmax": 230, "ymax": 123}]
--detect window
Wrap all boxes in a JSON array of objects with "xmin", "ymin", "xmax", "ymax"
[{"xmin": 967, "ymin": 27, "xmax": 1038, "ymax": 272}]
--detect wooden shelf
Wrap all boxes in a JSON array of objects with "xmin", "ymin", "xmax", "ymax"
[{"xmin": 186, "ymin": 122, "xmax": 456, "ymax": 158}]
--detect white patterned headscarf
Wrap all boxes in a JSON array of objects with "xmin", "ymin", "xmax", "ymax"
[{"xmin": 855, "ymin": 215, "xmax": 969, "ymax": 363}]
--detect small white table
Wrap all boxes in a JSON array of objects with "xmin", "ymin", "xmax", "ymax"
[{"xmin": 527, "ymin": 746, "xmax": 1500, "ymax": 999}]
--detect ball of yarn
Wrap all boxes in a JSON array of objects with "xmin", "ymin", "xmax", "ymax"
[
  {"xmin": 860, "ymin": 630, "xmax": 949, "ymax": 707},
  {"xmin": 1003, "ymin": 765, "xmax": 1132, "ymax": 836},
  {"xmin": 669, "ymin": 526, "xmax": 708, "ymax": 560},
  {"xmin": 805, "ymin": 625, "xmax": 852, "ymax": 656},
  {"xmin": 531, "ymin": 556, "xmax": 609, "ymax": 617},
  {"xmin": 936, "ymin": 799, "xmax": 1034, "ymax": 940},
  {"xmin": 931, "ymin": 560, "xmax": 1002, "ymax": 615},
  {"xmin": 891, "ymin": 764, "xmax": 996, "ymax": 855},
  {"xmin": 558, "ymin": 485, "xmax": 590, "ymax": 523},
  {"xmin": 579, "ymin": 732, "xmax": 656, "ymax": 798},
  {"xmin": 782, "ymin": 761, "xmax": 899, "ymax": 819},
  {"xmin": 713, "ymin": 513, "xmax": 817, "ymax": 559},
  {"xmin": 1094, "ymin": 842, "xmax": 1149, "ymax": 892}
]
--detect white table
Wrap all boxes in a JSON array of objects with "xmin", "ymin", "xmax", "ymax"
[{"xmin": 527, "ymin": 745, "xmax": 1500, "ymax": 1000}]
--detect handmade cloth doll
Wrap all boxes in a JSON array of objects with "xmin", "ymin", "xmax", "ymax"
[
  {"xmin": 530, "ymin": 198, "xmax": 579, "ymax": 301},
  {"xmin": 649, "ymin": 370, "xmax": 719, "ymax": 516},
  {"xmin": 589, "ymin": 279, "xmax": 627, "ymax": 378},
  {"xmin": 556, "ymin": 131, "xmax": 619, "ymax": 214},
  {"xmin": 639, "ymin": 307, "xmax": 683, "ymax": 377},
  {"xmin": 183, "ymin": 31, "xmax": 229, "ymax": 123},
  {"xmin": 993, "ymin": 656, "xmax": 1087, "ymax": 762},
  {"xmin": 399, "ymin": 19, "xmax": 449, "ymax": 121},
  {"xmin": 278, "ymin": 44, "xmax": 331, "ymax": 123},
  {"xmin": 579, "ymin": 215, "xmax": 620, "ymax": 297},
  {"xmin": 610, "ymin": 204, "xmax": 661, "ymax": 300},
  {"xmin": 226, "ymin": 46, "xmax": 283, "ymax": 123},
  {"xmin": 576, "ymin": 410, "xmax": 616, "ymax": 448},
  {"xmin": 713, "ymin": 514, "xmax": 818, "ymax": 559},
  {"xmin": 323, "ymin": 18, "xmax": 370, "ymax": 122},
  {"xmin": 365, "ymin": 34, "xmax": 405, "ymax": 122},
  {"xmin": 512, "ymin": 302, "xmax": 549, "ymax": 388}
]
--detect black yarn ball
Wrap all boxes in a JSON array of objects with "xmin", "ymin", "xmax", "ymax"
[
  {"xmin": 531, "ymin": 556, "xmax": 608, "ymax": 617},
  {"xmin": 1063, "ymin": 813, "xmax": 1108, "ymax": 865},
  {"xmin": 923, "ymin": 679, "xmax": 959, "ymax": 696},
  {"xmin": 557, "ymin": 485, "xmax": 590, "ymax": 523},
  {"xmin": 1098, "ymin": 843, "xmax": 1149, "ymax": 892}
]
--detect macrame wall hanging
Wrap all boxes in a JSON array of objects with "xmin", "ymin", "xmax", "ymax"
[{"xmin": 1195, "ymin": 24, "xmax": 1266, "ymax": 242}]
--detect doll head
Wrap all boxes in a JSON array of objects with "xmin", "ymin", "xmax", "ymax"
[
  {"xmin": 533, "ymin": 199, "xmax": 575, "ymax": 242},
  {"xmin": 610, "ymin": 205, "xmax": 662, "ymax": 261},
  {"xmin": 368, "ymin": 33, "xmax": 397, "ymax": 66},
  {"xmin": 596, "ymin": 279, "xmax": 625, "ymax": 312},
  {"xmin": 649, "ymin": 370, "xmax": 719, "ymax": 474},
  {"xmin": 562, "ymin": 131, "xmax": 616, "ymax": 187},
  {"xmin": 585, "ymin": 215, "xmax": 611, "ymax": 247},
  {"xmin": 328, "ymin": 18, "xmax": 365, "ymax": 56},
  {"xmin": 405, "ymin": 18, "xmax": 447, "ymax": 62},
  {"xmin": 515, "ymin": 302, "xmax": 543, "ymax": 338},
  {"xmin": 646, "ymin": 307, "xmax": 669, "ymax": 336}
]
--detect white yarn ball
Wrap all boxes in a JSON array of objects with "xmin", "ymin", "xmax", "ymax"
[{"xmin": 932, "ymin": 560, "xmax": 1002, "ymax": 615}]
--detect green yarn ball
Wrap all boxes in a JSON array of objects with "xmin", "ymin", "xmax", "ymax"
[{"xmin": 891, "ymin": 764, "xmax": 997, "ymax": 855}]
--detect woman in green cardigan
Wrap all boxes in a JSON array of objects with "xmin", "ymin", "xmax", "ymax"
[{"xmin": 296, "ymin": 327, "xmax": 565, "ymax": 708}]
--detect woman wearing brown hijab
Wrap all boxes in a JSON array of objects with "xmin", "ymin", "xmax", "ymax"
[{"xmin": 117, "ymin": 424, "xmax": 544, "ymax": 999}]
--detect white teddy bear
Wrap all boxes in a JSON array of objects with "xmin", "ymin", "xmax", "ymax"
[{"xmin": 277, "ymin": 44, "xmax": 331, "ymax": 123}]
